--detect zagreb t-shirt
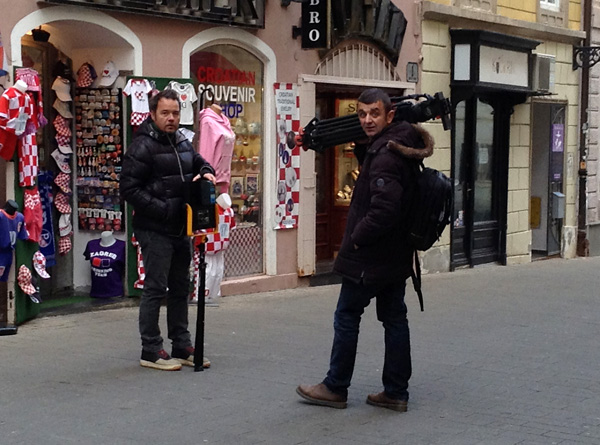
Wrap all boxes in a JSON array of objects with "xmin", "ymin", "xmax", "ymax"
[{"xmin": 83, "ymin": 238, "xmax": 126, "ymax": 298}]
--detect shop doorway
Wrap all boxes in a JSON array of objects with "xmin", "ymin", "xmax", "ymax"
[
  {"xmin": 531, "ymin": 102, "xmax": 566, "ymax": 257},
  {"xmin": 313, "ymin": 85, "xmax": 403, "ymax": 274},
  {"xmin": 451, "ymin": 95, "xmax": 511, "ymax": 268}
]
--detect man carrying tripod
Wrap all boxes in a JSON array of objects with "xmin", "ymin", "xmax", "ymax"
[{"xmin": 296, "ymin": 88, "xmax": 434, "ymax": 411}]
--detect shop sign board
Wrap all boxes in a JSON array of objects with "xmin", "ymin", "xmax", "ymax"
[
  {"xmin": 42, "ymin": 0, "xmax": 264, "ymax": 28},
  {"xmin": 301, "ymin": 0, "xmax": 328, "ymax": 49},
  {"xmin": 274, "ymin": 83, "xmax": 300, "ymax": 230},
  {"xmin": 197, "ymin": 67, "xmax": 257, "ymax": 118}
]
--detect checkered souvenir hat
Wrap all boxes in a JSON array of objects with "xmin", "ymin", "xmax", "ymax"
[
  {"xmin": 55, "ymin": 135, "xmax": 73, "ymax": 155},
  {"xmin": 53, "ymin": 114, "xmax": 72, "ymax": 138},
  {"xmin": 51, "ymin": 149, "xmax": 71, "ymax": 173},
  {"xmin": 76, "ymin": 63, "xmax": 96, "ymax": 88},
  {"xmin": 17, "ymin": 265, "xmax": 37, "ymax": 296},
  {"xmin": 58, "ymin": 235, "xmax": 72, "ymax": 255},
  {"xmin": 32, "ymin": 251, "xmax": 50, "ymax": 279},
  {"xmin": 58, "ymin": 213, "xmax": 73, "ymax": 237},
  {"xmin": 54, "ymin": 172, "xmax": 72, "ymax": 194},
  {"xmin": 54, "ymin": 192, "xmax": 71, "ymax": 214}
]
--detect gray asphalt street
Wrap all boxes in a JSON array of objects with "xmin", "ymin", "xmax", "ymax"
[{"xmin": 1, "ymin": 256, "xmax": 600, "ymax": 444}]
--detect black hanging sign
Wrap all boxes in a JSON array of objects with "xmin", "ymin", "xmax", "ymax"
[{"xmin": 301, "ymin": 0, "xmax": 328, "ymax": 49}]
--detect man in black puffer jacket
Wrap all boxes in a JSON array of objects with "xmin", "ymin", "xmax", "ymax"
[
  {"xmin": 297, "ymin": 88, "xmax": 434, "ymax": 411},
  {"xmin": 121, "ymin": 89, "xmax": 216, "ymax": 372}
]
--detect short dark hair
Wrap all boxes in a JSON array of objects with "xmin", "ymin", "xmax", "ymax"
[
  {"xmin": 357, "ymin": 88, "xmax": 392, "ymax": 113},
  {"xmin": 149, "ymin": 89, "xmax": 181, "ymax": 112}
]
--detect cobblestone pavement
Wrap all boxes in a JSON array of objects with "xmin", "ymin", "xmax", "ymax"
[{"xmin": 1, "ymin": 257, "xmax": 600, "ymax": 444}]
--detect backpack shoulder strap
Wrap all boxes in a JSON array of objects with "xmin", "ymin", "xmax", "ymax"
[{"xmin": 410, "ymin": 250, "xmax": 424, "ymax": 312}]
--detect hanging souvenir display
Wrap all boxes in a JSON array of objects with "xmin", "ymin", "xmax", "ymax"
[{"xmin": 74, "ymin": 87, "xmax": 123, "ymax": 232}]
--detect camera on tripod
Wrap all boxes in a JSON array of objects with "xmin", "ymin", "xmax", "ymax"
[
  {"xmin": 299, "ymin": 92, "xmax": 452, "ymax": 153},
  {"xmin": 186, "ymin": 179, "xmax": 218, "ymax": 235}
]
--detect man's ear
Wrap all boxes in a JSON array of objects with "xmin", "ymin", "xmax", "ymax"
[{"xmin": 386, "ymin": 108, "xmax": 395, "ymax": 124}]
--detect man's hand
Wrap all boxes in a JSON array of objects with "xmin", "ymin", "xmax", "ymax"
[{"xmin": 193, "ymin": 173, "xmax": 216, "ymax": 184}]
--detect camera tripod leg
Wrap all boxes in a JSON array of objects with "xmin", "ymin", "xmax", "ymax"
[{"xmin": 193, "ymin": 241, "xmax": 206, "ymax": 372}]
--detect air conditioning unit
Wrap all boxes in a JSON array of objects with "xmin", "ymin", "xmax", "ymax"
[{"xmin": 532, "ymin": 54, "xmax": 555, "ymax": 93}]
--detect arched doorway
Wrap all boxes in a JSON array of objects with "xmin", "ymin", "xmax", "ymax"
[{"xmin": 8, "ymin": 7, "xmax": 140, "ymax": 321}]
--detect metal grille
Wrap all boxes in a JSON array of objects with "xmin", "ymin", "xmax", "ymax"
[
  {"xmin": 224, "ymin": 225, "xmax": 263, "ymax": 278},
  {"xmin": 315, "ymin": 43, "xmax": 401, "ymax": 81}
]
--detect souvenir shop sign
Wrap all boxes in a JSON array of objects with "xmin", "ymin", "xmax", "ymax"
[
  {"xmin": 274, "ymin": 83, "xmax": 300, "ymax": 230},
  {"xmin": 42, "ymin": 0, "xmax": 264, "ymax": 28},
  {"xmin": 197, "ymin": 67, "xmax": 257, "ymax": 119}
]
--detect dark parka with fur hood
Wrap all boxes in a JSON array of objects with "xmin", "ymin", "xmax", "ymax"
[
  {"xmin": 333, "ymin": 121, "xmax": 434, "ymax": 284},
  {"xmin": 121, "ymin": 118, "xmax": 215, "ymax": 237}
]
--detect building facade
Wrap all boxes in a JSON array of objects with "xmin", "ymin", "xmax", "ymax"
[
  {"xmin": 0, "ymin": 0, "xmax": 425, "ymax": 325},
  {"xmin": 416, "ymin": 0, "xmax": 585, "ymax": 272}
]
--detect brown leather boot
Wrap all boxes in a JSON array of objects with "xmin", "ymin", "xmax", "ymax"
[
  {"xmin": 366, "ymin": 392, "xmax": 408, "ymax": 412},
  {"xmin": 296, "ymin": 383, "xmax": 347, "ymax": 409}
]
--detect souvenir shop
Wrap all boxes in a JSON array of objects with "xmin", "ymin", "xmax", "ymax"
[{"xmin": 0, "ymin": 16, "xmax": 276, "ymax": 325}]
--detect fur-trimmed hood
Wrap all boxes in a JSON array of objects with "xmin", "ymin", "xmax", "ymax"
[{"xmin": 386, "ymin": 124, "xmax": 434, "ymax": 161}]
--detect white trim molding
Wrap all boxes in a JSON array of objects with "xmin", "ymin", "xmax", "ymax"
[
  {"xmin": 182, "ymin": 28, "xmax": 278, "ymax": 276},
  {"xmin": 10, "ymin": 6, "xmax": 142, "ymax": 74}
]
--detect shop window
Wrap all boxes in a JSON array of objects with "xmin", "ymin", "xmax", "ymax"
[
  {"xmin": 190, "ymin": 46, "xmax": 263, "ymax": 277},
  {"xmin": 334, "ymin": 99, "xmax": 359, "ymax": 207}
]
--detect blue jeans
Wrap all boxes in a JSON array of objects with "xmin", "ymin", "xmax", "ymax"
[
  {"xmin": 136, "ymin": 228, "xmax": 192, "ymax": 353},
  {"xmin": 323, "ymin": 278, "xmax": 412, "ymax": 400}
]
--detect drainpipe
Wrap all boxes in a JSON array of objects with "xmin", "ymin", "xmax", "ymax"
[{"xmin": 577, "ymin": 0, "xmax": 592, "ymax": 256}]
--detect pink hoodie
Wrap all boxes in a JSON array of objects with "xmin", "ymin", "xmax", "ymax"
[{"xmin": 198, "ymin": 107, "xmax": 236, "ymax": 193}]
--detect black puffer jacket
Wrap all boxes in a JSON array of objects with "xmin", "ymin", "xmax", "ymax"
[
  {"xmin": 121, "ymin": 119, "xmax": 215, "ymax": 237},
  {"xmin": 333, "ymin": 121, "xmax": 434, "ymax": 284}
]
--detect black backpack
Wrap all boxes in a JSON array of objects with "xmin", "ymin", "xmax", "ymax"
[{"xmin": 406, "ymin": 162, "xmax": 453, "ymax": 311}]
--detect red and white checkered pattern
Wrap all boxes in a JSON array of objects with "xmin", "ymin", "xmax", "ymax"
[
  {"xmin": 203, "ymin": 207, "xmax": 235, "ymax": 254},
  {"xmin": 58, "ymin": 235, "xmax": 72, "ymax": 255},
  {"xmin": 18, "ymin": 132, "xmax": 38, "ymax": 187},
  {"xmin": 0, "ymin": 86, "xmax": 31, "ymax": 161},
  {"xmin": 130, "ymin": 111, "xmax": 149, "ymax": 126},
  {"xmin": 53, "ymin": 114, "xmax": 71, "ymax": 138},
  {"xmin": 15, "ymin": 68, "xmax": 41, "ymax": 92},
  {"xmin": 33, "ymin": 251, "xmax": 50, "ymax": 279},
  {"xmin": 274, "ymin": 83, "xmax": 300, "ymax": 230},
  {"xmin": 76, "ymin": 63, "xmax": 94, "ymax": 88},
  {"xmin": 17, "ymin": 265, "xmax": 36, "ymax": 295},
  {"xmin": 54, "ymin": 172, "xmax": 71, "ymax": 194},
  {"xmin": 131, "ymin": 235, "xmax": 145, "ymax": 289},
  {"xmin": 23, "ymin": 187, "xmax": 42, "ymax": 243},
  {"xmin": 190, "ymin": 246, "xmax": 201, "ymax": 302},
  {"xmin": 54, "ymin": 192, "xmax": 71, "ymax": 214}
]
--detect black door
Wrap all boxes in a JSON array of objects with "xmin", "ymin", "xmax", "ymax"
[{"xmin": 452, "ymin": 96, "xmax": 508, "ymax": 267}]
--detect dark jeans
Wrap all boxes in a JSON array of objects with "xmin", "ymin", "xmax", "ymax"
[
  {"xmin": 323, "ymin": 277, "xmax": 412, "ymax": 400},
  {"xmin": 136, "ymin": 228, "xmax": 192, "ymax": 353}
]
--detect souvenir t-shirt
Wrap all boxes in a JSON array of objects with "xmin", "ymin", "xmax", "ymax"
[
  {"xmin": 123, "ymin": 79, "xmax": 152, "ymax": 126},
  {"xmin": 83, "ymin": 238, "xmax": 126, "ymax": 298},
  {"xmin": 0, "ymin": 210, "xmax": 30, "ymax": 281},
  {"xmin": 166, "ymin": 81, "xmax": 197, "ymax": 125}
]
